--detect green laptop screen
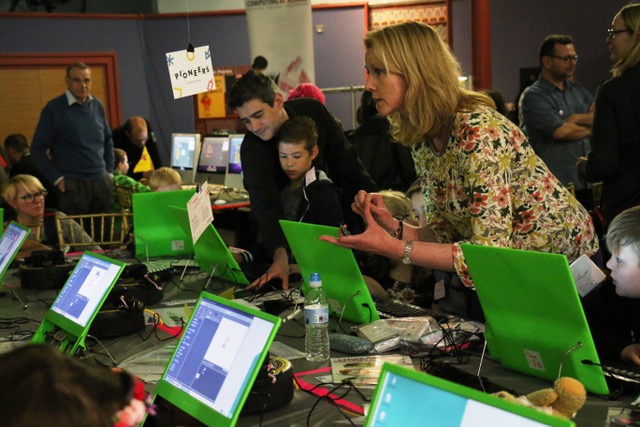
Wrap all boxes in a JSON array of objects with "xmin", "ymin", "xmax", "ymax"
[{"xmin": 366, "ymin": 363, "xmax": 574, "ymax": 426}]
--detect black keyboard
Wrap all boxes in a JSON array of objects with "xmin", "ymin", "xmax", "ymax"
[
  {"xmin": 601, "ymin": 362, "xmax": 640, "ymax": 395},
  {"xmin": 375, "ymin": 299, "xmax": 432, "ymax": 318}
]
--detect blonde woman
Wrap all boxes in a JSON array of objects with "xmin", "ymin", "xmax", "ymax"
[
  {"xmin": 578, "ymin": 3, "xmax": 640, "ymax": 231},
  {"xmin": 2, "ymin": 174, "xmax": 100, "ymax": 254},
  {"xmin": 321, "ymin": 22, "xmax": 598, "ymax": 298}
]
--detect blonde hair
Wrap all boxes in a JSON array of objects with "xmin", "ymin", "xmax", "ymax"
[
  {"xmin": 2, "ymin": 174, "xmax": 46, "ymax": 203},
  {"xmin": 380, "ymin": 190, "xmax": 418, "ymax": 226},
  {"xmin": 149, "ymin": 167, "xmax": 182, "ymax": 191},
  {"xmin": 606, "ymin": 205, "xmax": 640, "ymax": 261},
  {"xmin": 364, "ymin": 21, "xmax": 494, "ymax": 146},
  {"xmin": 612, "ymin": 3, "xmax": 640, "ymax": 77}
]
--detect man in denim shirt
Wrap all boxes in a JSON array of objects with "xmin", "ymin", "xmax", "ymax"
[{"xmin": 519, "ymin": 34, "xmax": 595, "ymax": 210}]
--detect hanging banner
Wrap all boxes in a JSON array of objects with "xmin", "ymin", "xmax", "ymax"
[
  {"xmin": 166, "ymin": 45, "xmax": 215, "ymax": 99},
  {"xmin": 244, "ymin": 0, "xmax": 315, "ymax": 97}
]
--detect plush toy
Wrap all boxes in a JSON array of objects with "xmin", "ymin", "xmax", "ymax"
[{"xmin": 493, "ymin": 377, "xmax": 587, "ymax": 419}]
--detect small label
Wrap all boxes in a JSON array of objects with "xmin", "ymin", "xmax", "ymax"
[
  {"xmin": 524, "ymin": 349, "xmax": 545, "ymax": 371},
  {"xmin": 305, "ymin": 166, "xmax": 317, "ymax": 186},
  {"xmin": 171, "ymin": 240, "xmax": 185, "ymax": 251},
  {"xmin": 434, "ymin": 280, "xmax": 446, "ymax": 301},
  {"xmin": 305, "ymin": 304, "xmax": 329, "ymax": 325}
]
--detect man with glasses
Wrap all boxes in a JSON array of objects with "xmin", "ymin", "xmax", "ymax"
[
  {"xmin": 31, "ymin": 62, "xmax": 114, "ymax": 218},
  {"xmin": 519, "ymin": 34, "xmax": 595, "ymax": 210},
  {"xmin": 112, "ymin": 116, "xmax": 163, "ymax": 181}
]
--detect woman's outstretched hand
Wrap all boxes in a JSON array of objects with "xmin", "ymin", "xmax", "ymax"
[{"xmin": 319, "ymin": 191, "xmax": 398, "ymax": 257}]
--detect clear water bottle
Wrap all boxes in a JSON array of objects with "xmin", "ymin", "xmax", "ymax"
[{"xmin": 304, "ymin": 272, "xmax": 330, "ymax": 361}]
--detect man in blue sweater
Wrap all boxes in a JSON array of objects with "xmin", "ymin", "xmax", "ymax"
[{"xmin": 31, "ymin": 62, "xmax": 114, "ymax": 216}]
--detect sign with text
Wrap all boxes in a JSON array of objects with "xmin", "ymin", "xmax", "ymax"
[{"xmin": 166, "ymin": 45, "xmax": 215, "ymax": 99}]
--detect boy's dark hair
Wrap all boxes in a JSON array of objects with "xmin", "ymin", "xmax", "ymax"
[
  {"xmin": 606, "ymin": 205, "xmax": 640, "ymax": 261},
  {"xmin": 0, "ymin": 344, "xmax": 133, "ymax": 427},
  {"xmin": 4, "ymin": 133, "xmax": 29, "ymax": 153},
  {"xmin": 539, "ymin": 34, "xmax": 573, "ymax": 64},
  {"xmin": 228, "ymin": 69, "xmax": 279, "ymax": 110},
  {"xmin": 278, "ymin": 116, "xmax": 318, "ymax": 152}
]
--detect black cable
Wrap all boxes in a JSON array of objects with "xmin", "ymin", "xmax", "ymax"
[{"xmin": 306, "ymin": 382, "xmax": 357, "ymax": 427}]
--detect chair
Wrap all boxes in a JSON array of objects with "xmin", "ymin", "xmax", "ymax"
[
  {"xmin": 114, "ymin": 184, "xmax": 135, "ymax": 211},
  {"xmin": 55, "ymin": 211, "xmax": 132, "ymax": 250}
]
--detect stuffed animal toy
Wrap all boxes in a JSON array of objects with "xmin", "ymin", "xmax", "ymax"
[{"xmin": 493, "ymin": 377, "xmax": 587, "ymax": 419}]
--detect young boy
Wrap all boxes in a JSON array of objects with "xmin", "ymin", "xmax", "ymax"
[
  {"xmin": 586, "ymin": 205, "xmax": 640, "ymax": 365},
  {"xmin": 277, "ymin": 116, "xmax": 343, "ymax": 227},
  {"xmin": 149, "ymin": 167, "xmax": 182, "ymax": 192},
  {"xmin": 112, "ymin": 148, "xmax": 150, "ymax": 212}
]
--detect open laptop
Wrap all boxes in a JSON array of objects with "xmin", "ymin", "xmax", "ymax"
[
  {"xmin": 133, "ymin": 189, "xmax": 196, "ymax": 259},
  {"xmin": 0, "ymin": 221, "xmax": 30, "ymax": 276},
  {"xmin": 144, "ymin": 291, "xmax": 281, "ymax": 427},
  {"xmin": 366, "ymin": 362, "xmax": 574, "ymax": 427},
  {"xmin": 169, "ymin": 206, "xmax": 250, "ymax": 287},
  {"xmin": 30, "ymin": 252, "xmax": 126, "ymax": 356},
  {"xmin": 280, "ymin": 220, "xmax": 435, "ymax": 325},
  {"xmin": 460, "ymin": 244, "xmax": 610, "ymax": 396}
]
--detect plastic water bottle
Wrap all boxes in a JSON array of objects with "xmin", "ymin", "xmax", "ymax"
[{"xmin": 304, "ymin": 272, "xmax": 330, "ymax": 361}]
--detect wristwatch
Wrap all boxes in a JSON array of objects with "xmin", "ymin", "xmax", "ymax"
[{"xmin": 401, "ymin": 240, "xmax": 413, "ymax": 265}]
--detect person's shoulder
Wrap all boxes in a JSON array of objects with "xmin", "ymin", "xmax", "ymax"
[
  {"xmin": 284, "ymin": 97, "xmax": 326, "ymax": 116},
  {"xmin": 44, "ymin": 93, "xmax": 68, "ymax": 108},
  {"xmin": 600, "ymin": 67, "xmax": 640, "ymax": 92}
]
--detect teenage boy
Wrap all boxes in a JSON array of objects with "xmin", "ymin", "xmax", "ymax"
[
  {"xmin": 585, "ymin": 205, "xmax": 640, "ymax": 365},
  {"xmin": 228, "ymin": 71, "xmax": 376, "ymax": 289}
]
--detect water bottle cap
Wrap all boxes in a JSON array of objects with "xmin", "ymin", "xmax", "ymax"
[{"xmin": 309, "ymin": 272, "xmax": 321, "ymax": 287}]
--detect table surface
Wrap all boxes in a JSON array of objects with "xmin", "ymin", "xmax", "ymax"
[{"xmin": 0, "ymin": 255, "xmax": 633, "ymax": 427}]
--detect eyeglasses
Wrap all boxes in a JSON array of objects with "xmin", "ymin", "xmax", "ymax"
[
  {"xmin": 607, "ymin": 28, "xmax": 632, "ymax": 38},
  {"xmin": 549, "ymin": 55, "xmax": 579, "ymax": 63},
  {"xmin": 17, "ymin": 191, "xmax": 47, "ymax": 203}
]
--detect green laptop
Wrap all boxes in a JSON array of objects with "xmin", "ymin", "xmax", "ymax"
[
  {"xmin": 460, "ymin": 244, "xmax": 609, "ymax": 396},
  {"xmin": 366, "ymin": 362, "xmax": 574, "ymax": 426},
  {"xmin": 279, "ymin": 220, "xmax": 380, "ymax": 324}
]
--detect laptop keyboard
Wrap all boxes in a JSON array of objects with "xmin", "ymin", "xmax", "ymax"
[
  {"xmin": 375, "ymin": 299, "xmax": 432, "ymax": 318},
  {"xmin": 601, "ymin": 362, "xmax": 640, "ymax": 394},
  {"xmin": 143, "ymin": 259, "xmax": 193, "ymax": 274}
]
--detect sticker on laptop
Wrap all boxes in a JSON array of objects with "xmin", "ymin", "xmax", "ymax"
[{"xmin": 524, "ymin": 349, "xmax": 545, "ymax": 371}]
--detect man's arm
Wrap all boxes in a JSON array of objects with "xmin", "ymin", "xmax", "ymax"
[
  {"xmin": 102, "ymin": 110, "xmax": 114, "ymax": 173},
  {"xmin": 31, "ymin": 103, "xmax": 63, "ymax": 185},
  {"xmin": 240, "ymin": 133, "xmax": 289, "ymax": 256},
  {"xmin": 551, "ymin": 119, "xmax": 592, "ymax": 141}
]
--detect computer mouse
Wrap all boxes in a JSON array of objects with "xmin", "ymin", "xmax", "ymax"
[{"xmin": 214, "ymin": 199, "xmax": 227, "ymax": 206}]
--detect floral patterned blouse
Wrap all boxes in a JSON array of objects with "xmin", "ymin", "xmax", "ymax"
[{"xmin": 412, "ymin": 105, "xmax": 598, "ymax": 287}]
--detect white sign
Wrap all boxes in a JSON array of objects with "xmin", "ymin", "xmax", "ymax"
[
  {"xmin": 244, "ymin": 0, "xmax": 315, "ymax": 95},
  {"xmin": 166, "ymin": 45, "xmax": 215, "ymax": 99},
  {"xmin": 187, "ymin": 181, "xmax": 214, "ymax": 244}
]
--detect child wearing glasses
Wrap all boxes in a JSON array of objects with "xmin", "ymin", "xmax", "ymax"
[{"xmin": 2, "ymin": 174, "xmax": 100, "ymax": 255}]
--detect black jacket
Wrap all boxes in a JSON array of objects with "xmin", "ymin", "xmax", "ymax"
[
  {"xmin": 241, "ymin": 98, "xmax": 377, "ymax": 256},
  {"xmin": 579, "ymin": 65, "xmax": 640, "ymax": 227},
  {"xmin": 584, "ymin": 278, "xmax": 640, "ymax": 362},
  {"xmin": 347, "ymin": 116, "xmax": 416, "ymax": 192},
  {"xmin": 293, "ymin": 169, "xmax": 344, "ymax": 227}
]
